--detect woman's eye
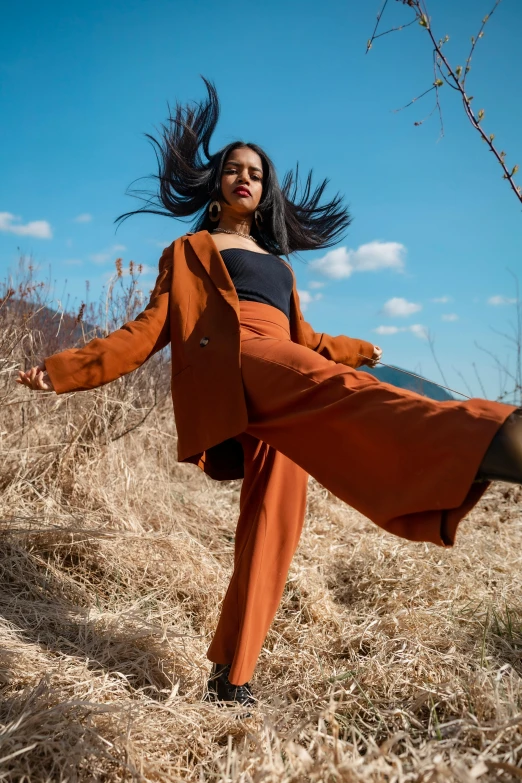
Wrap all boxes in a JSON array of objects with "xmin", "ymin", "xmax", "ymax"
[{"xmin": 223, "ymin": 168, "xmax": 261, "ymax": 182}]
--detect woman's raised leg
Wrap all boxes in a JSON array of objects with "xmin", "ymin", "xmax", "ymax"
[{"xmin": 238, "ymin": 326, "xmax": 516, "ymax": 548}]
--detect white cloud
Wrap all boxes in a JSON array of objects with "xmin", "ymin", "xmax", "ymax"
[
  {"xmin": 74, "ymin": 213, "xmax": 92, "ymax": 223},
  {"xmin": 298, "ymin": 289, "xmax": 323, "ymax": 312},
  {"xmin": 310, "ymin": 248, "xmax": 351, "ymax": 279},
  {"xmin": 0, "ymin": 212, "xmax": 52, "ymax": 239},
  {"xmin": 431, "ymin": 296, "xmax": 451, "ymax": 304},
  {"xmin": 63, "ymin": 258, "xmax": 83, "ymax": 266},
  {"xmin": 309, "ymin": 280, "xmax": 326, "ymax": 290},
  {"xmin": 373, "ymin": 324, "xmax": 428, "ymax": 340},
  {"xmin": 89, "ymin": 244, "xmax": 126, "ymax": 264},
  {"xmin": 310, "ymin": 240, "xmax": 406, "ymax": 279},
  {"xmin": 409, "ymin": 324, "xmax": 429, "ymax": 340},
  {"xmin": 352, "ymin": 242, "xmax": 406, "ymax": 273},
  {"xmin": 374, "ymin": 325, "xmax": 401, "ymax": 335},
  {"xmin": 488, "ymin": 295, "xmax": 517, "ymax": 306},
  {"xmin": 441, "ymin": 313, "xmax": 459, "ymax": 322},
  {"xmin": 382, "ymin": 297, "xmax": 422, "ymax": 318}
]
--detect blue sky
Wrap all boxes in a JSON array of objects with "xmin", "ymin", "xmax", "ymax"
[{"xmin": 1, "ymin": 0, "xmax": 521, "ymax": 400}]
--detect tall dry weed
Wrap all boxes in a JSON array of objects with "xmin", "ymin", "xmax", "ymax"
[{"xmin": 0, "ymin": 259, "xmax": 522, "ymax": 781}]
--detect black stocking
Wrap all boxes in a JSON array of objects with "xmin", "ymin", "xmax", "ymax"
[
  {"xmin": 441, "ymin": 408, "xmax": 522, "ymax": 545},
  {"xmin": 475, "ymin": 408, "xmax": 522, "ymax": 485}
]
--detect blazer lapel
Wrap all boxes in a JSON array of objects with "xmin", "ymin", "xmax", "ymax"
[{"xmin": 187, "ymin": 230, "xmax": 240, "ymax": 317}]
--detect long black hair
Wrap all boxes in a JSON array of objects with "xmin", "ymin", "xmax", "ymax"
[{"xmin": 117, "ymin": 78, "xmax": 351, "ymax": 256}]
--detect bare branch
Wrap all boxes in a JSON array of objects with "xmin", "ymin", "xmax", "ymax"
[
  {"xmin": 366, "ymin": 16, "xmax": 417, "ymax": 51},
  {"xmin": 452, "ymin": 366, "xmax": 474, "ymax": 398},
  {"xmin": 475, "ymin": 339, "xmax": 520, "ymax": 404},
  {"xmin": 392, "ymin": 85, "xmax": 437, "ymax": 114},
  {"xmin": 434, "ymin": 56, "xmax": 459, "ymax": 92},
  {"xmin": 367, "ymin": 0, "xmax": 522, "ymax": 205},
  {"xmin": 421, "ymin": 7, "xmax": 522, "ymax": 204},
  {"xmin": 490, "ymin": 325, "xmax": 518, "ymax": 346},
  {"xmin": 432, "ymin": 51, "xmax": 444, "ymax": 138},
  {"xmin": 427, "ymin": 330, "xmax": 448, "ymax": 386},
  {"xmin": 463, "ymin": 0, "xmax": 503, "ymax": 89},
  {"xmin": 412, "ymin": 100, "xmax": 439, "ymax": 130},
  {"xmin": 472, "ymin": 362, "xmax": 488, "ymax": 398},
  {"xmin": 366, "ymin": 0, "xmax": 390, "ymax": 54}
]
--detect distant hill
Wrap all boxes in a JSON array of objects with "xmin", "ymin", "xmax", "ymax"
[
  {"xmin": 4, "ymin": 299, "xmax": 100, "ymax": 357},
  {"xmin": 360, "ymin": 365, "xmax": 454, "ymax": 401}
]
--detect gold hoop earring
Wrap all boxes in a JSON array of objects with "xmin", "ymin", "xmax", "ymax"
[
  {"xmin": 208, "ymin": 200, "xmax": 221, "ymax": 222},
  {"xmin": 255, "ymin": 209, "xmax": 263, "ymax": 229}
]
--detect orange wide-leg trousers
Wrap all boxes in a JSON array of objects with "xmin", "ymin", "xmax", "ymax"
[{"xmin": 207, "ymin": 302, "xmax": 515, "ymax": 685}]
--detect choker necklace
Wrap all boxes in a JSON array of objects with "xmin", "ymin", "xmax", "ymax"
[{"xmin": 212, "ymin": 228, "xmax": 259, "ymax": 246}]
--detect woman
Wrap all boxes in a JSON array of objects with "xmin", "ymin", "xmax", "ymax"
[{"xmin": 17, "ymin": 80, "xmax": 522, "ymax": 709}]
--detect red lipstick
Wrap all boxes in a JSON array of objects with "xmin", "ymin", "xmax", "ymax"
[{"xmin": 233, "ymin": 186, "xmax": 251, "ymax": 197}]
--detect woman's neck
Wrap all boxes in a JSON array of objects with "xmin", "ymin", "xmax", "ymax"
[{"xmin": 217, "ymin": 212, "xmax": 253, "ymax": 236}]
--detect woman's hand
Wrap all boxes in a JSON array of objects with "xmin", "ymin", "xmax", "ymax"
[
  {"xmin": 368, "ymin": 345, "xmax": 382, "ymax": 368},
  {"xmin": 17, "ymin": 363, "xmax": 55, "ymax": 392}
]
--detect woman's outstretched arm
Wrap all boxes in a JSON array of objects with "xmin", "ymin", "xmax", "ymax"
[{"xmin": 17, "ymin": 244, "xmax": 173, "ymax": 394}]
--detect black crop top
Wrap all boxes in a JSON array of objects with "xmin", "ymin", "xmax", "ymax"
[{"xmin": 220, "ymin": 248, "xmax": 294, "ymax": 319}]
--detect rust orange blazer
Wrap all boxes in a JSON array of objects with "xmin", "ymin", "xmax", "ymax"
[{"xmin": 45, "ymin": 230, "xmax": 376, "ymax": 479}]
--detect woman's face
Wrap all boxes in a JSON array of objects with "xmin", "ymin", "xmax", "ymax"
[{"xmin": 220, "ymin": 147, "xmax": 264, "ymax": 216}]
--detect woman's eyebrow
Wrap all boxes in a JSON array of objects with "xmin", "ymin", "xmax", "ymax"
[{"xmin": 225, "ymin": 160, "xmax": 263, "ymax": 174}]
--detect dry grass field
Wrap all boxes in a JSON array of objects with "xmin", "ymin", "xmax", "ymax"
[{"xmin": 1, "ymin": 262, "xmax": 522, "ymax": 782}]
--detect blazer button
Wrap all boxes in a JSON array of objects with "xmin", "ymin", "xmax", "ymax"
[{"xmin": 199, "ymin": 336, "xmax": 210, "ymax": 347}]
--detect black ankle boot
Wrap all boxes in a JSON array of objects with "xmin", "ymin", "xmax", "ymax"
[{"xmin": 204, "ymin": 663, "xmax": 256, "ymax": 709}]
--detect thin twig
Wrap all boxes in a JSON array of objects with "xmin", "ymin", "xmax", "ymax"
[
  {"xmin": 366, "ymin": 0, "xmax": 390, "ymax": 53},
  {"xmin": 432, "ymin": 51, "xmax": 444, "ymax": 138},
  {"xmin": 463, "ymin": 0, "xmax": 503, "ymax": 89},
  {"xmin": 366, "ymin": 16, "xmax": 417, "ymax": 51},
  {"xmin": 427, "ymin": 330, "xmax": 449, "ymax": 387},
  {"xmin": 452, "ymin": 366, "xmax": 474, "ymax": 398},
  {"xmin": 421, "ymin": 3, "xmax": 521, "ymax": 203},
  {"xmin": 367, "ymin": 0, "xmax": 521, "ymax": 204},
  {"xmin": 392, "ymin": 85, "xmax": 436, "ymax": 113},
  {"xmin": 472, "ymin": 362, "xmax": 488, "ymax": 398}
]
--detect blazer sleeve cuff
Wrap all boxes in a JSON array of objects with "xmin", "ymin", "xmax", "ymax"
[
  {"xmin": 356, "ymin": 340, "xmax": 378, "ymax": 368},
  {"xmin": 45, "ymin": 348, "xmax": 83, "ymax": 394}
]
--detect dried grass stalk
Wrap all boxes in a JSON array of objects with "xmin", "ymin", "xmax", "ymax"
[{"xmin": 1, "ymin": 259, "xmax": 521, "ymax": 781}]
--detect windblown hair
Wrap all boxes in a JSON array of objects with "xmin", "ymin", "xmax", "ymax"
[{"xmin": 117, "ymin": 78, "xmax": 352, "ymax": 256}]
